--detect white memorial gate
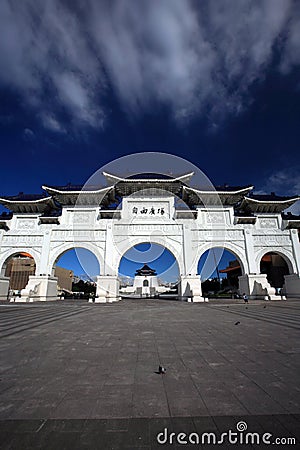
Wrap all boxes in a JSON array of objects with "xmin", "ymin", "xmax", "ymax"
[{"xmin": 0, "ymin": 169, "xmax": 299, "ymax": 302}]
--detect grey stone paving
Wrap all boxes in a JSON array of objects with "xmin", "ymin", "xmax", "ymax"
[{"xmin": 0, "ymin": 299, "xmax": 299, "ymax": 448}]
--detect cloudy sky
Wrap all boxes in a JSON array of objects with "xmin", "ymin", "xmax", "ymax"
[{"xmin": 0, "ymin": 0, "xmax": 299, "ymax": 200}]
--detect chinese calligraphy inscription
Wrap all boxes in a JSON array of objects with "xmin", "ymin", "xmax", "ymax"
[{"xmin": 132, "ymin": 206, "xmax": 165, "ymax": 216}]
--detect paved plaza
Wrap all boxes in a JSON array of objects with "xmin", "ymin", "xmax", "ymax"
[{"xmin": 0, "ymin": 299, "xmax": 299, "ymax": 448}]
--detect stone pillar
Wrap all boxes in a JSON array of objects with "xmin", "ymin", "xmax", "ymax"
[
  {"xmin": 20, "ymin": 275, "xmax": 58, "ymax": 302},
  {"xmin": 179, "ymin": 275, "xmax": 205, "ymax": 302},
  {"xmin": 182, "ymin": 224, "xmax": 192, "ymax": 275},
  {"xmin": 96, "ymin": 275, "xmax": 120, "ymax": 303},
  {"xmin": 243, "ymin": 229, "xmax": 256, "ymax": 273},
  {"xmin": 238, "ymin": 274, "xmax": 278, "ymax": 300},
  {"xmin": 103, "ymin": 225, "xmax": 118, "ymax": 276},
  {"xmin": 38, "ymin": 229, "xmax": 52, "ymax": 275},
  {"xmin": 290, "ymin": 229, "xmax": 300, "ymax": 275},
  {"xmin": 0, "ymin": 276, "xmax": 10, "ymax": 301},
  {"xmin": 283, "ymin": 274, "xmax": 300, "ymax": 299}
]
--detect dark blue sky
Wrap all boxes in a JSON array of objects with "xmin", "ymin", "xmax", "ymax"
[
  {"xmin": 0, "ymin": 68, "xmax": 300, "ymax": 196},
  {"xmin": 1, "ymin": 68, "xmax": 300, "ymax": 200},
  {"xmin": 1, "ymin": 1, "xmax": 300, "ymax": 277}
]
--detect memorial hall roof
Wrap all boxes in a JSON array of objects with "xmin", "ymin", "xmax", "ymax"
[{"xmin": 135, "ymin": 264, "xmax": 157, "ymax": 276}]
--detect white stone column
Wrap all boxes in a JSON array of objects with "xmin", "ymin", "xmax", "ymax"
[
  {"xmin": 0, "ymin": 276, "xmax": 10, "ymax": 300},
  {"xmin": 0, "ymin": 229, "xmax": 10, "ymax": 300},
  {"xmin": 238, "ymin": 274, "xmax": 277, "ymax": 300},
  {"xmin": 243, "ymin": 229, "xmax": 256, "ymax": 274},
  {"xmin": 20, "ymin": 275, "xmax": 58, "ymax": 302},
  {"xmin": 18, "ymin": 228, "xmax": 59, "ymax": 302},
  {"xmin": 290, "ymin": 229, "xmax": 300, "ymax": 275},
  {"xmin": 96, "ymin": 275, "xmax": 120, "ymax": 302},
  {"xmin": 38, "ymin": 229, "xmax": 52, "ymax": 275},
  {"xmin": 182, "ymin": 224, "xmax": 192, "ymax": 275},
  {"xmin": 179, "ymin": 275, "xmax": 205, "ymax": 302},
  {"xmin": 283, "ymin": 274, "xmax": 300, "ymax": 298},
  {"xmin": 103, "ymin": 224, "xmax": 118, "ymax": 276}
]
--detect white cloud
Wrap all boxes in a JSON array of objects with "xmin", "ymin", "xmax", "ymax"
[
  {"xmin": 89, "ymin": 0, "xmax": 216, "ymax": 117},
  {"xmin": 279, "ymin": 4, "xmax": 300, "ymax": 74},
  {"xmin": 0, "ymin": 0, "xmax": 299, "ymax": 129},
  {"xmin": 23, "ymin": 128, "xmax": 35, "ymax": 141},
  {"xmin": 0, "ymin": 0, "xmax": 104, "ymax": 130},
  {"xmin": 255, "ymin": 167, "xmax": 300, "ymax": 214},
  {"xmin": 41, "ymin": 113, "xmax": 66, "ymax": 134}
]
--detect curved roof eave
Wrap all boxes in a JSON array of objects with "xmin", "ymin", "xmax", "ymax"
[
  {"xmin": 244, "ymin": 196, "xmax": 300, "ymax": 205},
  {"xmin": 0, "ymin": 196, "xmax": 54, "ymax": 205},
  {"xmin": 102, "ymin": 171, "xmax": 194, "ymax": 184},
  {"xmin": 42, "ymin": 185, "xmax": 112, "ymax": 195},
  {"xmin": 183, "ymin": 185, "xmax": 254, "ymax": 195}
]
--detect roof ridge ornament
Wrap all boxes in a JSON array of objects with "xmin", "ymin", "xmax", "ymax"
[{"xmin": 102, "ymin": 171, "xmax": 194, "ymax": 185}]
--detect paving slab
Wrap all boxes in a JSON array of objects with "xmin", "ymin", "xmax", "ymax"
[{"xmin": 0, "ymin": 299, "xmax": 299, "ymax": 448}]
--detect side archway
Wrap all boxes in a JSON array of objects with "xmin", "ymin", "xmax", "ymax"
[
  {"xmin": 197, "ymin": 245, "xmax": 246, "ymax": 296},
  {"xmin": 0, "ymin": 251, "xmax": 38, "ymax": 292},
  {"xmin": 49, "ymin": 243, "xmax": 104, "ymax": 276},
  {"xmin": 255, "ymin": 248, "xmax": 295, "ymax": 276},
  {"xmin": 50, "ymin": 246, "xmax": 101, "ymax": 297},
  {"xmin": 0, "ymin": 248, "xmax": 40, "ymax": 276},
  {"xmin": 259, "ymin": 251, "xmax": 293, "ymax": 289},
  {"xmin": 196, "ymin": 243, "xmax": 247, "ymax": 276}
]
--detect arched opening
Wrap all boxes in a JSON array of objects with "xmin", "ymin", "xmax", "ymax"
[
  {"xmin": 198, "ymin": 247, "xmax": 243, "ymax": 298},
  {"xmin": 53, "ymin": 248, "xmax": 100, "ymax": 298},
  {"xmin": 260, "ymin": 252, "xmax": 290, "ymax": 290},
  {"xmin": 118, "ymin": 242, "xmax": 180, "ymax": 298},
  {"xmin": 2, "ymin": 252, "xmax": 36, "ymax": 294}
]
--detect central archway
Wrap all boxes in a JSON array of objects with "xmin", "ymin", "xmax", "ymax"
[{"xmin": 118, "ymin": 242, "xmax": 180, "ymax": 298}]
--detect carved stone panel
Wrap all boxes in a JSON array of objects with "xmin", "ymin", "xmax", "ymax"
[
  {"xmin": 73, "ymin": 212, "xmax": 94, "ymax": 225},
  {"xmin": 196, "ymin": 229, "xmax": 244, "ymax": 240},
  {"xmin": 253, "ymin": 234, "xmax": 291, "ymax": 246},
  {"xmin": 2, "ymin": 235, "xmax": 43, "ymax": 246},
  {"xmin": 258, "ymin": 218, "xmax": 278, "ymax": 229},
  {"xmin": 16, "ymin": 218, "xmax": 37, "ymax": 230},
  {"xmin": 52, "ymin": 229, "xmax": 99, "ymax": 242},
  {"xmin": 113, "ymin": 223, "xmax": 182, "ymax": 236}
]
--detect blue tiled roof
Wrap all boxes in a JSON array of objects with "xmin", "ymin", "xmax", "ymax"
[
  {"xmin": 45, "ymin": 184, "xmax": 104, "ymax": 191},
  {"xmin": 126, "ymin": 173, "xmax": 174, "ymax": 180},
  {"xmin": 1, "ymin": 193, "xmax": 49, "ymax": 201},
  {"xmin": 249, "ymin": 193, "xmax": 299, "ymax": 201},
  {"xmin": 213, "ymin": 185, "xmax": 252, "ymax": 192}
]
